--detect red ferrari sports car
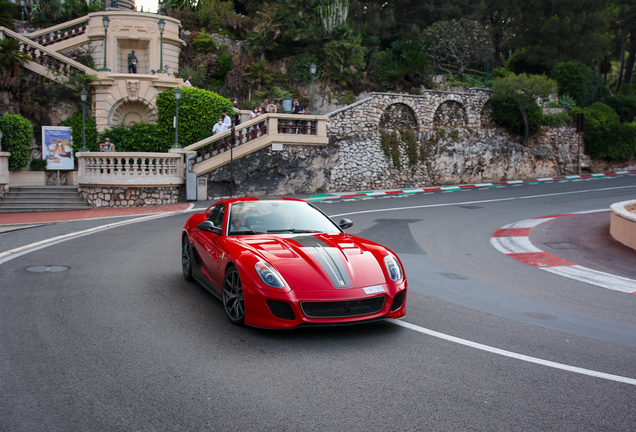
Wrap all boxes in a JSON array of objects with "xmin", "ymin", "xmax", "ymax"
[{"xmin": 181, "ymin": 197, "xmax": 407, "ymax": 329}]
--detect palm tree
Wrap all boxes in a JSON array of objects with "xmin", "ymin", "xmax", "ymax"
[
  {"xmin": 0, "ymin": 0, "xmax": 19, "ymax": 28},
  {"xmin": 0, "ymin": 38, "xmax": 32, "ymax": 77}
]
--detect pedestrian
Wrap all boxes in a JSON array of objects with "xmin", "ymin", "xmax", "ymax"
[
  {"xmin": 232, "ymin": 98, "xmax": 238, "ymax": 108},
  {"xmin": 150, "ymin": 69, "xmax": 156, "ymax": 75},
  {"xmin": 164, "ymin": 65, "xmax": 170, "ymax": 76},
  {"xmin": 292, "ymin": 99, "xmax": 305, "ymax": 114},
  {"xmin": 212, "ymin": 118, "xmax": 226, "ymax": 135},
  {"xmin": 266, "ymin": 100, "xmax": 277, "ymax": 113},
  {"xmin": 99, "ymin": 137, "xmax": 115, "ymax": 152},
  {"xmin": 128, "ymin": 50, "xmax": 138, "ymax": 74},
  {"xmin": 249, "ymin": 106, "xmax": 259, "ymax": 120},
  {"xmin": 258, "ymin": 107, "xmax": 264, "ymax": 116},
  {"xmin": 222, "ymin": 111, "xmax": 232, "ymax": 129},
  {"xmin": 185, "ymin": 76, "xmax": 192, "ymax": 86}
]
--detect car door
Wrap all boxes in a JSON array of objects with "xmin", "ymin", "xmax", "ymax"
[{"xmin": 192, "ymin": 204, "xmax": 226, "ymax": 288}]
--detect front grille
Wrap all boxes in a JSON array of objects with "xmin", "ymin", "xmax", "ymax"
[
  {"xmin": 391, "ymin": 290, "xmax": 406, "ymax": 311},
  {"xmin": 266, "ymin": 299, "xmax": 295, "ymax": 320},
  {"xmin": 300, "ymin": 296, "xmax": 386, "ymax": 318}
]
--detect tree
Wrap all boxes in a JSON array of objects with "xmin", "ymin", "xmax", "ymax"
[
  {"xmin": 492, "ymin": 73, "xmax": 556, "ymax": 145},
  {"xmin": 0, "ymin": 113, "xmax": 34, "ymax": 172},
  {"xmin": 0, "ymin": 38, "xmax": 32, "ymax": 77},
  {"xmin": 481, "ymin": 0, "xmax": 520, "ymax": 68},
  {"xmin": 423, "ymin": 19, "xmax": 493, "ymax": 76},
  {"xmin": 513, "ymin": 0, "xmax": 610, "ymax": 71},
  {"xmin": 0, "ymin": 0, "xmax": 18, "ymax": 28}
]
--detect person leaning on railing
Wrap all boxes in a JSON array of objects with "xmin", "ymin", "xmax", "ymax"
[{"xmin": 99, "ymin": 137, "xmax": 115, "ymax": 152}]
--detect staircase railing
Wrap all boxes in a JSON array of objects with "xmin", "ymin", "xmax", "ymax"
[
  {"xmin": 181, "ymin": 113, "xmax": 325, "ymax": 166},
  {"xmin": 26, "ymin": 16, "xmax": 89, "ymax": 48},
  {"xmin": 0, "ymin": 27, "xmax": 97, "ymax": 79}
]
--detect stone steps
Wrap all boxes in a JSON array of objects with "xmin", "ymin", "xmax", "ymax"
[{"xmin": 0, "ymin": 186, "xmax": 91, "ymax": 213}]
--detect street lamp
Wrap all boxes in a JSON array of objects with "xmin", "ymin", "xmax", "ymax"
[
  {"xmin": 98, "ymin": 15, "xmax": 110, "ymax": 71},
  {"xmin": 20, "ymin": 0, "xmax": 25, "ymax": 32},
  {"xmin": 79, "ymin": 89, "xmax": 88, "ymax": 152},
  {"xmin": 173, "ymin": 88, "xmax": 182, "ymax": 149},
  {"xmin": 157, "ymin": 19, "xmax": 165, "ymax": 73},
  {"xmin": 310, "ymin": 62, "xmax": 317, "ymax": 115}
]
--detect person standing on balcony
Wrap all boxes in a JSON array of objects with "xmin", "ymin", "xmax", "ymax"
[
  {"xmin": 164, "ymin": 65, "xmax": 170, "ymax": 76},
  {"xmin": 99, "ymin": 137, "xmax": 115, "ymax": 152},
  {"xmin": 266, "ymin": 100, "xmax": 277, "ymax": 113},
  {"xmin": 128, "ymin": 50, "xmax": 138, "ymax": 74}
]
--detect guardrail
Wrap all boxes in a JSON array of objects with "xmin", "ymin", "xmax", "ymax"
[
  {"xmin": 176, "ymin": 113, "xmax": 328, "ymax": 174},
  {"xmin": 27, "ymin": 17, "xmax": 89, "ymax": 47},
  {"xmin": 77, "ymin": 152, "xmax": 184, "ymax": 186},
  {"xmin": 0, "ymin": 27, "xmax": 96, "ymax": 79}
]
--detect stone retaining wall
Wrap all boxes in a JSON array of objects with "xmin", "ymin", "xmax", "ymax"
[{"xmin": 79, "ymin": 186, "xmax": 181, "ymax": 207}]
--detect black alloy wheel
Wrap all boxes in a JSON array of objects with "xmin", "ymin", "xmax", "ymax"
[
  {"xmin": 222, "ymin": 267, "xmax": 245, "ymax": 325},
  {"xmin": 182, "ymin": 235, "xmax": 194, "ymax": 281}
]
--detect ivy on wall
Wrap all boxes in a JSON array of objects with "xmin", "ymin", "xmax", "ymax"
[{"xmin": 380, "ymin": 128, "xmax": 423, "ymax": 169}]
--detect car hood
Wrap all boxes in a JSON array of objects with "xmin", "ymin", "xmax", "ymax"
[{"xmin": 237, "ymin": 234, "xmax": 388, "ymax": 290}]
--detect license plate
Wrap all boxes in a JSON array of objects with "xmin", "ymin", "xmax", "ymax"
[{"xmin": 363, "ymin": 285, "xmax": 385, "ymax": 295}]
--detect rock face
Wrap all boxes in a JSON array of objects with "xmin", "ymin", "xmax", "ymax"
[
  {"xmin": 206, "ymin": 144, "xmax": 339, "ymax": 197},
  {"xmin": 205, "ymin": 91, "xmax": 636, "ymax": 197}
]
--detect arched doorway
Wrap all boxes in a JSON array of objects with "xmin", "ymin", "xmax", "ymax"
[
  {"xmin": 379, "ymin": 103, "xmax": 418, "ymax": 130},
  {"xmin": 433, "ymin": 100, "xmax": 466, "ymax": 128}
]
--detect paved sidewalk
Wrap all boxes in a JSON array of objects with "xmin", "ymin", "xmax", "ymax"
[{"xmin": 0, "ymin": 203, "xmax": 193, "ymax": 226}]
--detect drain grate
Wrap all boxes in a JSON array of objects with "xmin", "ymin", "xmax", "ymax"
[{"xmin": 26, "ymin": 265, "xmax": 70, "ymax": 273}]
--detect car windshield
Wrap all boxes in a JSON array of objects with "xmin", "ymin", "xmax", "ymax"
[{"xmin": 228, "ymin": 200, "xmax": 340, "ymax": 235}]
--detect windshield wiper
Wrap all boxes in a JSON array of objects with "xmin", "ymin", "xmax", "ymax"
[{"xmin": 267, "ymin": 229, "xmax": 322, "ymax": 234}]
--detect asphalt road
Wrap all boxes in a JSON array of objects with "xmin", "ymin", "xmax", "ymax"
[{"xmin": 1, "ymin": 173, "xmax": 635, "ymax": 431}]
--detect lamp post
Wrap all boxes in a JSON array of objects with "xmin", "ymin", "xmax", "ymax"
[
  {"xmin": 173, "ymin": 88, "xmax": 182, "ymax": 149},
  {"xmin": 157, "ymin": 19, "xmax": 165, "ymax": 73},
  {"xmin": 310, "ymin": 62, "xmax": 317, "ymax": 115},
  {"xmin": 98, "ymin": 15, "xmax": 110, "ymax": 71},
  {"xmin": 20, "ymin": 0, "xmax": 25, "ymax": 32},
  {"xmin": 80, "ymin": 89, "xmax": 88, "ymax": 152}
]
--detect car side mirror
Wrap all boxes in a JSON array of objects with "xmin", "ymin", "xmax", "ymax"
[
  {"xmin": 339, "ymin": 219, "xmax": 353, "ymax": 230},
  {"xmin": 198, "ymin": 221, "xmax": 221, "ymax": 234}
]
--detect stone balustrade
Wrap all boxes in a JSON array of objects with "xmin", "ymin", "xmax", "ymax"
[
  {"xmin": 610, "ymin": 199, "xmax": 636, "ymax": 251},
  {"xmin": 77, "ymin": 152, "xmax": 185, "ymax": 186},
  {"xmin": 0, "ymin": 151, "xmax": 9, "ymax": 195}
]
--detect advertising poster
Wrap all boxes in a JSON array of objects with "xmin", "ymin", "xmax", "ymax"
[{"xmin": 42, "ymin": 126, "xmax": 74, "ymax": 170}]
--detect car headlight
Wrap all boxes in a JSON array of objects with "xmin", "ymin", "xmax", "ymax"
[
  {"xmin": 383, "ymin": 254, "xmax": 403, "ymax": 281},
  {"xmin": 255, "ymin": 261, "xmax": 287, "ymax": 288}
]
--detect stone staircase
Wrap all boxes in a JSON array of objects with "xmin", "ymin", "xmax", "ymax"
[{"xmin": 0, "ymin": 186, "xmax": 91, "ymax": 213}]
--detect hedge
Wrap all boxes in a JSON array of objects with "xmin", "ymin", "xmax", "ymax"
[
  {"xmin": 100, "ymin": 122, "xmax": 170, "ymax": 153},
  {"xmin": 156, "ymin": 87, "xmax": 234, "ymax": 148},
  {"xmin": 574, "ymin": 103, "xmax": 636, "ymax": 160},
  {"xmin": 0, "ymin": 113, "xmax": 33, "ymax": 171},
  {"xmin": 60, "ymin": 112, "xmax": 99, "ymax": 152}
]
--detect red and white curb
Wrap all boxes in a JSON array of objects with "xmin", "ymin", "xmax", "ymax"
[
  {"xmin": 308, "ymin": 170, "xmax": 636, "ymax": 202},
  {"xmin": 490, "ymin": 211, "xmax": 636, "ymax": 294}
]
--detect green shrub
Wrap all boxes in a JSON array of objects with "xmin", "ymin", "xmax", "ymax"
[
  {"xmin": 100, "ymin": 123, "xmax": 170, "ymax": 153},
  {"xmin": 551, "ymin": 61, "xmax": 610, "ymax": 107},
  {"xmin": 574, "ymin": 103, "xmax": 636, "ymax": 160},
  {"xmin": 192, "ymin": 32, "xmax": 217, "ymax": 53},
  {"xmin": 542, "ymin": 111, "xmax": 572, "ymax": 127},
  {"xmin": 156, "ymin": 86, "xmax": 234, "ymax": 148},
  {"xmin": 0, "ymin": 113, "xmax": 33, "ymax": 171},
  {"xmin": 603, "ymin": 95, "xmax": 636, "ymax": 123},
  {"xmin": 60, "ymin": 112, "xmax": 99, "ymax": 153},
  {"xmin": 30, "ymin": 158, "xmax": 47, "ymax": 171},
  {"xmin": 493, "ymin": 98, "xmax": 543, "ymax": 136}
]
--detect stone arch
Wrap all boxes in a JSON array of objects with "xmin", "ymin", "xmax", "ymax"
[
  {"xmin": 109, "ymin": 99, "xmax": 157, "ymax": 128},
  {"xmin": 433, "ymin": 100, "xmax": 466, "ymax": 128},
  {"xmin": 480, "ymin": 100, "xmax": 495, "ymax": 129},
  {"xmin": 379, "ymin": 103, "xmax": 418, "ymax": 130}
]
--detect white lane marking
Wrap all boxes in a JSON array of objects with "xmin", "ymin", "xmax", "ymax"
[
  {"xmin": 504, "ymin": 218, "xmax": 553, "ymax": 229},
  {"xmin": 0, "ymin": 208, "xmax": 193, "ymax": 265},
  {"xmin": 328, "ymin": 185, "xmax": 636, "ymax": 218},
  {"xmin": 390, "ymin": 319, "xmax": 636, "ymax": 386}
]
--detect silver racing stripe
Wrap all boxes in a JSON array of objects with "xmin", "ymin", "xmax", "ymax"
[{"xmin": 291, "ymin": 236, "xmax": 352, "ymax": 288}]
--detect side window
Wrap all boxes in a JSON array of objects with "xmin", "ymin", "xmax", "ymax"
[{"xmin": 207, "ymin": 204, "xmax": 225, "ymax": 228}]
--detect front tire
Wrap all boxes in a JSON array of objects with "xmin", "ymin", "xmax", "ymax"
[
  {"xmin": 182, "ymin": 235, "xmax": 194, "ymax": 281},
  {"xmin": 222, "ymin": 267, "xmax": 245, "ymax": 325}
]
